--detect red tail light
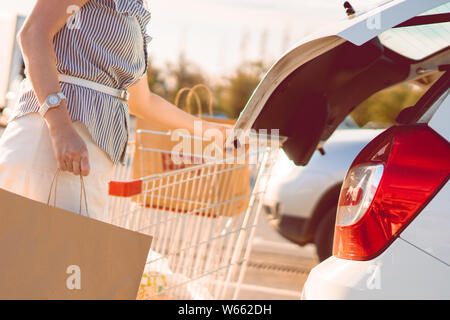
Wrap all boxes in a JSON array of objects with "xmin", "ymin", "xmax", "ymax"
[{"xmin": 333, "ymin": 124, "xmax": 450, "ymax": 261}]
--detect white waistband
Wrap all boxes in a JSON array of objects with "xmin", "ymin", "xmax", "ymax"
[{"xmin": 58, "ymin": 74, "xmax": 129, "ymax": 101}]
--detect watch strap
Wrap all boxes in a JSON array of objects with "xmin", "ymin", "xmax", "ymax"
[{"xmin": 39, "ymin": 92, "xmax": 66, "ymax": 117}]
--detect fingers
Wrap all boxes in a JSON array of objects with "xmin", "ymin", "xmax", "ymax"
[
  {"xmin": 65, "ymin": 159, "xmax": 74, "ymax": 173},
  {"xmin": 57, "ymin": 156, "xmax": 68, "ymax": 172},
  {"xmin": 80, "ymin": 151, "xmax": 90, "ymax": 177},
  {"xmin": 50, "ymin": 125, "xmax": 91, "ymax": 177},
  {"xmin": 72, "ymin": 160, "xmax": 81, "ymax": 176},
  {"xmin": 69, "ymin": 150, "xmax": 90, "ymax": 177},
  {"xmin": 57, "ymin": 149, "xmax": 90, "ymax": 177}
]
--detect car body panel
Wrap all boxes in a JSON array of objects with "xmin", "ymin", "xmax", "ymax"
[
  {"xmin": 277, "ymin": 169, "xmax": 336, "ymax": 220},
  {"xmin": 398, "ymin": 89, "xmax": 450, "ymax": 265},
  {"xmin": 400, "ymin": 183, "xmax": 450, "ymax": 265},
  {"xmin": 426, "ymin": 90, "xmax": 450, "ymax": 140},
  {"xmin": 234, "ymin": 0, "xmax": 448, "ymax": 165},
  {"xmin": 302, "ymin": 238, "xmax": 450, "ymax": 300}
]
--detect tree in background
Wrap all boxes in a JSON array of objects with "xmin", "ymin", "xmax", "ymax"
[
  {"xmin": 215, "ymin": 61, "xmax": 268, "ymax": 119},
  {"xmin": 147, "ymin": 54, "xmax": 210, "ymax": 113},
  {"xmin": 147, "ymin": 55, "xmax": 268, "ymax": 119},
  {"xmin": 351, "ymin": 82, "xmax": 429, "ymax": 127},
  {"xmin": 146, "ymin": 59, "xmax": 166, "ymax": 98}
]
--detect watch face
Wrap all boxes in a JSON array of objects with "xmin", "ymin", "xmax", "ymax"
[{"xmin": 48, "ymin": 95, "xmax": 60, "ymax": 107}]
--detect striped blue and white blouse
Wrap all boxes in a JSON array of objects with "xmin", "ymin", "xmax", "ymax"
[{"xmin": 9, "ymin": 0, "xmax": 151, "ymax": 164}]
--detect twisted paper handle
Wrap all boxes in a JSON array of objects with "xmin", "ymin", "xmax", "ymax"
[
  {"xmin": 47, "ymin": 169, "xmax": 89, "ymax": 218},
  {"xmin": 174, "ymin": 84, "xmax": 214, "ymax": 117}
]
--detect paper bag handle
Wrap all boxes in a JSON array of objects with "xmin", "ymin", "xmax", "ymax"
[
  {"xmin": 187, "ymin": 84, "xmax": 214, "ymax": 117},
  {"xmin": 174, "ymin": 87, "xmax": 202, "ymax": 116},
  {"xmin": 47, "ymin": 170, "xmax": 90, "ymax": 218},
  {"xmin": 174, "ymin": 85, "xmax": 214, "ymax": 117}
]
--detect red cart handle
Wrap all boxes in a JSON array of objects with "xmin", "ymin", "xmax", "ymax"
[{"xmin": 109, "ymin": 179, "xmax": 143, "ymax": 197}]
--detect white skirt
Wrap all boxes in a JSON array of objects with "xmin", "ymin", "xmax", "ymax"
[{"xmin": 0, "ymin": 113, "xmax": 115, "ymax": 221}]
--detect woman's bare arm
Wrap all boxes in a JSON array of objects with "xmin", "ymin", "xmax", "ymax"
[
  {"xmin": 18, "ymin": 0, "xmax": 91, "ymax": 176},
  {"xmin": 128, "ymin": 76, "xmax": 228, "ymax": 137}
]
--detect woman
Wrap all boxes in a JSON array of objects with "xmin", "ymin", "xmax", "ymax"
[{"xmin": 0, "ymin": 0, "xmax": 226, "ymax": 221}]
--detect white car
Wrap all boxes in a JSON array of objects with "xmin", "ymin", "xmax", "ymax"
[
  {"xmin": 234, "ymin": 0, "xmax": 450, "ymax": 299},
  {"xmin": 264, "ymin": 118, "xmax": 384, "ymax": 261},
  {"xmin": 303, "ymin": 87, "xmax": 450, "ymax": 299}
]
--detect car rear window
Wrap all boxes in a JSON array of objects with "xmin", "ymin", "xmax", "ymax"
[{"xmin": 378, "ymin": 3, "xmax": 450, "ymax": 60}]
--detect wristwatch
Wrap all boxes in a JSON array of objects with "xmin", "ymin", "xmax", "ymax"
[{"xmin": 39, "ymin": 92, "xmax": 66, "ymax": 117}]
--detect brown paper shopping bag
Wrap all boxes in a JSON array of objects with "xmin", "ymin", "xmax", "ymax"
[
  {"xmin": 132, "ymin": 84, "xmax": 251, "ymax": 217},
  {"xmin": 0, "ymin": 184, "xmax": 152, "ymax": 300}
]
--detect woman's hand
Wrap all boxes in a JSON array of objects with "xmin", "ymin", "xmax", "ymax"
[
  {"xmin": 48, "ymin": 120, "xmax": 90, "ymax": 177},
  {"xmin": 202, "ymin": 121, "xmax": 242, "ymax": 157}
]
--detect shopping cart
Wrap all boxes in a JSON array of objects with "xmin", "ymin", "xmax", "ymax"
[{"xmin": 106, "ymin": 129, "xmax": 281, "ymax": 300}]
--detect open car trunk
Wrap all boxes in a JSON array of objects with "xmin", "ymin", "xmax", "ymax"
[{"xmin": 234, "ymin": 0, "xmax": 449, "ymax": 165}]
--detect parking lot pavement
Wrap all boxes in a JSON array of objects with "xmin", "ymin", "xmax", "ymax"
[{"xmin": 230, "ymin": 213, "xmax": 318, "ymax": 300}]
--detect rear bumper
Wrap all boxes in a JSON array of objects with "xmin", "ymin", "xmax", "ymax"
[{"xmin": 302, "ymin": 238, "xmax": 450, "ymax": 300}]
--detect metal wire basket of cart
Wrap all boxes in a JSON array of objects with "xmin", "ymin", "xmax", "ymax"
[{"xmin": 106, "ymin": 129, "xmax": 281, "ymax": 300}]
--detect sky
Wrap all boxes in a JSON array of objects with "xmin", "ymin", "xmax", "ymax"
[{"xmin": 1, "ymin": 0, "xmax": 387, "ymax": 75}]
